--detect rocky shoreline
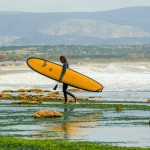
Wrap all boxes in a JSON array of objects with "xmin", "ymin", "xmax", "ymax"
[{"xmin": 0, "ymin": 88, "xmax": 103, "ymax": 104}]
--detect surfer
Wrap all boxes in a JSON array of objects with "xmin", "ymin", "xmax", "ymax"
[{"xmin": 59, "ymin": 56, "xmax": 77, "ymax": 104}]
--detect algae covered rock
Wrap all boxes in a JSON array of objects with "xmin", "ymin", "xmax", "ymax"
[
  {"xmin": 47, "ymin": 93, "xmax": 58, "ymax": 97},
  {"xmin": 115, "ymin": 106, "xmax": 124, "ymax": 111},
  {"xmin": 89, "ymin": 96, "xmax": 102, "ymax": 98},
  {"xmin": 0, "ymin": 93, "xmax": 13, "ymax": 98},
  {"xmin": 17, "ymin": 94, "xmax": 29, "ymax": 99},
  {"xmin": 56, "ymin": 97, "xmax": 64, "ymax": 101},
  {"xmin": 43, "ymin": 90, "xmax": 51, "ymax": 92},
  {"xmin": 28, "ymin": 89, "xmax": 43, "ymax": 93},
  {"xmin": 12, "ymin": 99, "xmax": 41, "ymax": 104},
  {"xmin": 68, "ymin": 99, "xmax": 76, "ymax": 103},
  {"xmin": 77, "ymin": 97, "xmax": 88, "ymax": 101},
  {"xmin": 2, "ymin": 90, "xmax": 14, "ymax": 93},
  {"xmin": 17, "ymin": 89, "xmax": 29, "ymax": 92},
  {"xmin": 68, "ymin": 88, "xmax": 83, "ymax": 92},
  {"xmin": 51, "ymin": 91, "xmax": 60, "ymax": 95},
  {"xmin": 32, "ymin": 110, "xmax": 63, "ymax": 118},
  {"xmin": 147, "ymin": 99, "xmax": 150, "ymax": 103},
  {"xmin": 46, "ymin": 93, "xmax": 58, "ymax": 100}
]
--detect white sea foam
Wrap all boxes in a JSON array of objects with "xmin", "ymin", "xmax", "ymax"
[
  {"xmin": 0, "ymin": 62, "xmax": 150, "ymax": 92},
  {"xmin": 0, "ymin": 71, "xmax": 56, "ymax": 90}
]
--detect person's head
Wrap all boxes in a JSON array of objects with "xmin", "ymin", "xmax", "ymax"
[{"xmin": 60, "ymin": 56, "xmax": 67, "ymax": 63}]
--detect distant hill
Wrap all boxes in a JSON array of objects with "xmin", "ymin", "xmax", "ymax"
[{"xmin": 0, "ymin": 6, "xmax": 150, "ymax": 45}]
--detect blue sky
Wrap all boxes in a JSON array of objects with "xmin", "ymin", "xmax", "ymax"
[{"xmin": 0, "ymin": 0, "xmax": 150, "ymax": 12}]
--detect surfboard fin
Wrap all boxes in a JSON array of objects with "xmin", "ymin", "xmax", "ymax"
[{"xmin": 53, "ymin": 83, "xmax": 58, "ymax": 90}]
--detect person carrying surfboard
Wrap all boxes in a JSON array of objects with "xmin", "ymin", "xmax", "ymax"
[{"xmin": 59, "ymin": 56, "xmax": 77, "ymax": 104}]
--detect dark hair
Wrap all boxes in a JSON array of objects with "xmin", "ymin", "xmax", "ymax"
[{"xmin": 60, "ymin": 56, "xmax": 67, "ymax": 63}]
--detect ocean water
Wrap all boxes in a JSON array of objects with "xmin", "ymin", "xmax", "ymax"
[{"xmin": 0, "ymin": 61, "xmax": 150, "ymax": 101}]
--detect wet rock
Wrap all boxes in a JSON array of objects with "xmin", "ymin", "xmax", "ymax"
[
  {"xmin": 47, "ymin": 93, "xmax": 58, "ymax": 97},
  {"xmin": 32, "ymin": 110, "xmax": 63, "ymax": 118},
  {"xmin": 68, "ymin": 88, "xmax": 83, "ymax": 92},
  {"xmin": 30, "ymin": 94, "xmax": 60, "ymax": 101},
  {"xmin": 12, "ymin": 99, "xmax": 41, "ymax": 104},
  {"xmin": 41, "ymin": 96, "xmax": 53, "ymax": 100},
  {"xmin": 89, "ymin": 96, "xmax": 102, "ymax": 98},
  {"xmin": 68, "ymin": 99, "xmax": 75, "ymax": 103},
  {"xmin": 147, "ymin": 99, "xmax": 150, "ymax": 103},
  {"xmin": 28, "ymin": 89, "xmax": 43, "ymax": 93},
  {"xmin": 0, "ymin": 93, "xmax": 13, "ymax": 98},
  {"xmin": 46, "ymin": 94, "xmax": 58, "ymax": 100},
  {"xmin": 51, "ymin": 91, "xmax": 60, "ymax": 95},
  {"xmin": 115, "ymin": 106, "xmax": 124, "ymax": 111},
  {"xmin": 17, "ymin": 94, "xmax": 29, "ymax": 99},
  {"xmin": 34, "ymin": 94, "xmax": 63, "ymax": 101},
  {"xmin": 2, "ymin": 90, "xmax": 15, "ymax": 93},
  {"xmin": 43, "ymin": 90, "xmax": 51, "ymax": 92},
  {"xmin": 34, "ymin": 95, "xmax": 44, "ymax": 99},
  {"xmin": 17, "ymin": 89, "xmax": 29, "ymax": 92},
  {"xmin": 56, "ymin": 97, "xmax": 64, "ymax": 101},
  {"xmin": 77, "ymin": 98, "xmax": 88, "ymax": 101},
  {"xmin": 47, "ymin": 97, "xmax": 57, "ymax": 100}
]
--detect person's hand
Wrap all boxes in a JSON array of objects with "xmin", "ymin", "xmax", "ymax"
[
  {"xmin": 59, "ymin": 77, "xmax": 62, "ymax": 82},
  {"xmin": 59, "ymin": 74, "xmax": 64, "ymax": 82}
]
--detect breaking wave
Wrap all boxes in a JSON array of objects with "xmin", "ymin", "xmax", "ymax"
[{"xmin": 0, "ymin": 62, "xmax": 150, "ymax": 92}]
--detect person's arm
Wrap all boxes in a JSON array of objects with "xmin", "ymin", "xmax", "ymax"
[{"xmin": 59, "ymin": 63, "xmax": 68, "ymax": 81}]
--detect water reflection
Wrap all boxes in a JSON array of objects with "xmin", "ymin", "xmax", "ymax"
[
  {"xmin": 50, "ymin": 108, "xmax": 102, "ymax": 139},
  {"xmin": 34, "ymin": 108, "xmax": 102, "ymax": 139}
]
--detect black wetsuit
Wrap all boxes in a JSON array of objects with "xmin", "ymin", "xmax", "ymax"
[{"xmin": 62, "ymin": 63, "xmax": 75, "ymax": 103}]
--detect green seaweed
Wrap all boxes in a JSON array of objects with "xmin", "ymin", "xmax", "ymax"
[{"xmin": 0, "ymin": 137, "xmax": 149, "ymax": 150}]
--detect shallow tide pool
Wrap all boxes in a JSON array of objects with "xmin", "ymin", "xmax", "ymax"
[{"xmin": 0, "ymin": 99, "xmax": 150, "ymax": 148}]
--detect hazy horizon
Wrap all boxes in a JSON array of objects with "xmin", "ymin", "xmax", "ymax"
[
  {"xmin": 0, "ymin": 6, "xmax": 150, "ymax": 13},
  {"xmin": 0, "ymin": 0, "xmax": 150, "ymax": 12}
]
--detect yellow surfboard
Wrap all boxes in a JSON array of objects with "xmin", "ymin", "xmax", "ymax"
[{"xmin": 27, "ymin": 57, "xmax": 103, "ymax": 92}]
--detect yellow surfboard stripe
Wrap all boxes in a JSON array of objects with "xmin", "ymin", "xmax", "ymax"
[{"xmin": 27, "ymin": 57, "xmax": 103, "ymax": 92}]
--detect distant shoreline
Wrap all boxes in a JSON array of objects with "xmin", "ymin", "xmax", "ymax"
[{"xmin": 0, "ymin": 45, "xmax": 150, "ymax": 62}]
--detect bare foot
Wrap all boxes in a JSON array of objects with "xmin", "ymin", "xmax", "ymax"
[{"xmin": 64, "ymin": 102, "xmax": 68, "ymax": 104}]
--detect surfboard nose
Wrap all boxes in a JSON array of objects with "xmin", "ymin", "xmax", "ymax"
[
  {"xmin": 26, "ymin": 57, "xmax": 39, "ymax": 68},
  {"xmin": 26, "ymin": 57, "xmax": 34, "ymax": 64},
  {"xmin": 96, "ymin": 89, "xmax": 102, "ymax": 92},
  {"xmin": 95, "ymin": 86, "xmax": 103, "ymax": 92}
]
